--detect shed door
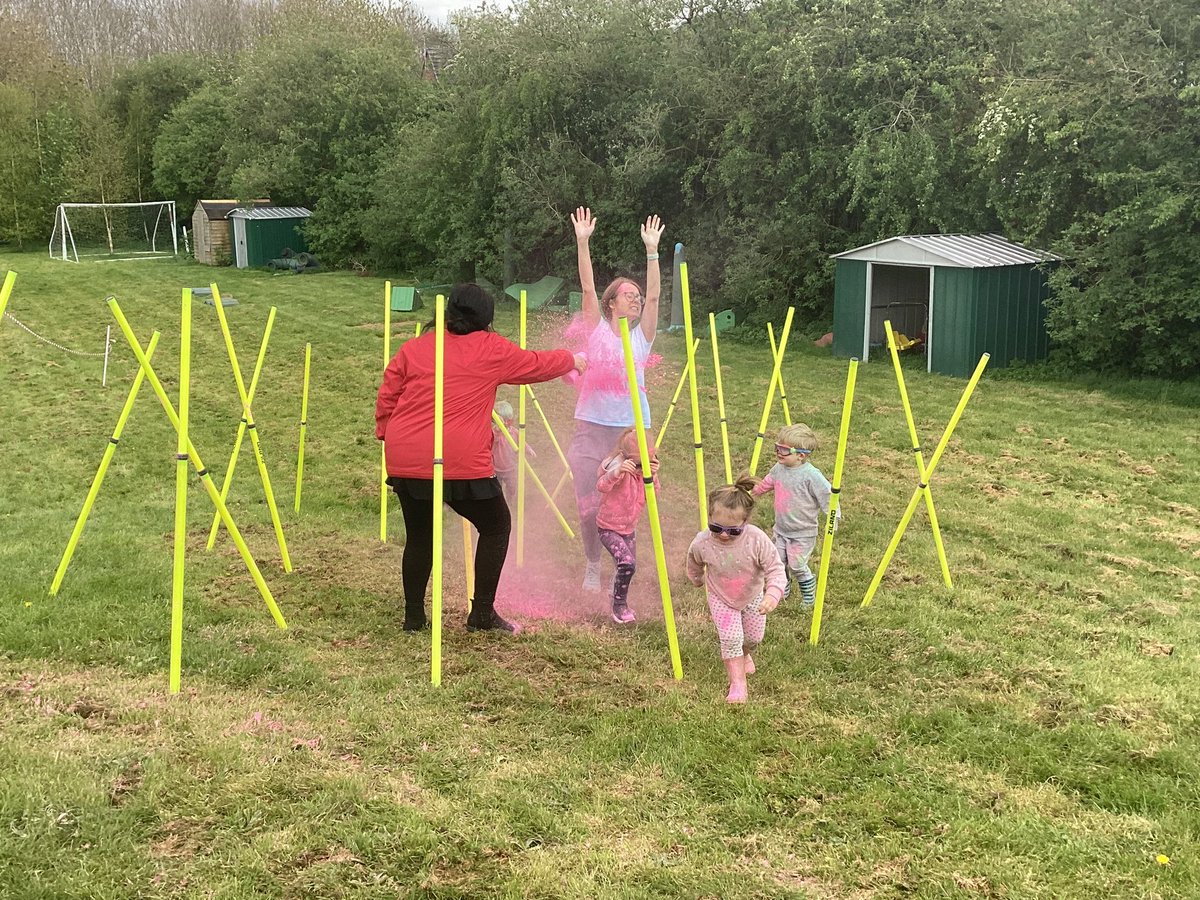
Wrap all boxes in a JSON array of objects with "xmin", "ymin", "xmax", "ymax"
[{"xmin": 232, "ymin": 218, "xmax": 248, "ymax": 268}]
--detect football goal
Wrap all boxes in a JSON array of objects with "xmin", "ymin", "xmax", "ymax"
[{"xmin": 49, "ymin": 201, "xmax": 178, "ymax": 263}]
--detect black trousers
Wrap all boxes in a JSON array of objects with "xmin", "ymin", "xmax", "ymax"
[{"xmin": 393, "ymin": 488, "xmax": 511, "ymax": 621}]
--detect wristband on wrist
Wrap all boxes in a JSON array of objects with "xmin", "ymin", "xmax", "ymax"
[{"xmin": 646, "ymin": 253, "xmax": 659, "ymax": 261}]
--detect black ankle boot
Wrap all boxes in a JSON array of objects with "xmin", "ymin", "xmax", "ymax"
[
  {"xmin": 466, "ymin": 601, "xmax": 520, "ymax": 634},
  {"xmin": 403, "ymin": 607, "xmax": 428, "ymax": 632}
]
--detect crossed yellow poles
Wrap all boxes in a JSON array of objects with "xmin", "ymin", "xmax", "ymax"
[
  {"xmin": 205, "ymin": 286, "xmax": 291, "ymax": 572},
  {"xmin": 749, "ymin": 307, "xmax": 795, "ymax": 474},
  {"xmin": 49, "ymin": 296, "xmax": 289, "ymax": 691},
  {"xmin": 861, "ymin": 346, "xmax": 990, "ymax": 607}
]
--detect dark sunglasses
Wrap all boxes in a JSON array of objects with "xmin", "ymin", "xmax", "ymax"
[{"xmin": 708, "ymin": 523, "xmax": 745, "ymax": 537}]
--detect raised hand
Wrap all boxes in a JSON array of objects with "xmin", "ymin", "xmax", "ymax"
[
  {"xmin": 572, "ymin": 207, "xmax": 597, "ymax": 241},
  {"xmin": 641, "ymin": 214, "xmax": 664, "ymax": 252},
  {"xmin": 620, "ymin": 459, "xmax": 638, "ymax": 476}
]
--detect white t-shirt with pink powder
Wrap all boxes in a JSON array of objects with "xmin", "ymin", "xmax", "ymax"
[{"xmin": 574, "ymin": 321, "xmax": 653, "ymax": 427}]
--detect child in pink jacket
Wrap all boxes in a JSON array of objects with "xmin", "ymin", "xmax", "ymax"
[{"xmin": 596, "ymin": 427, "xmax": 660, "ymax": 624}]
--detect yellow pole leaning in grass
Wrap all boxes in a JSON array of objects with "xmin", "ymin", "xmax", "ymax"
[
  {"xmin": 768, "ymin": 323, "xmax": 793, "ymax": 426},
  {"xmin": 0, "ymin": 270, "xmax": 15, "ymax": 321},
  {"xmin": 209, "ymin": 285, "xmax": 291, "ymax": 571},
  {"xmin": 678, "ymin": 263, "xmax": 707, "ymax": 530},
  {"xmin": 206, "ymin": 307, "xmax": 276, "ymax": 549},
  {"xmin": 749, "ymin": 307, "xmax": 795, "ymax": 474},
  {"xmin": 862, "ymin": 353, "xmax": 990, "ymax": 608},
  {"xmin": 517, "ymin": 289, "xmax": 528, "ymax": 566},
  {"xmin": 885, "ymin": 320, "xmax": 952, "ymax": 588},
  {"xmin": 107, "ymin": 298, "xmax": 287, "ymax": 631},
  {"xmin": 294, "ymin": 342, "xmax": 311, "ymax": 513},
  {"xmin": 431, "ymin": 294, "xmax": 446, "ymax": 686},
  {"xmin": 810, "ymin": 358, "xmax": 858, "ymax": 646},
  {"xmin": 50, "ymin": 332, "xmax": 161, "ymax": 596},
  {"xmin": 169, "ymin": 289, "xmax": 193, "ymax": 693},
  {"xmin": 620, "ymin": 316, "xmax": 683, "ymax": 680},
  {"xmin": 654, "ymin": 338, "xmax": 700, "ymax": 449},
  {"xmin": 525, "ymin": 384, "xmax": 571, "ymax": 484},
  {"xmin": 709, "ymin": 313, "xmax": 733, "ymax": 484},
  {"xmin": 492, "ymin": 412, "xmax": 575, "ymax": 538},
  {"xmin": 381, "ymin": 281, "xmax": 392, "ymax": 542}
]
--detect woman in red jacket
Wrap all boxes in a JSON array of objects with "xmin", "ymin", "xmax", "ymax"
[{"xmin": 376, "ymin": 283, "xmax": 585, "ymax": 634}]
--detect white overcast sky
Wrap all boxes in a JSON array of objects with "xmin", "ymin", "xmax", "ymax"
[{"xmin": 408, "ymin": 0, "xmax": 473, "ymax": 23}]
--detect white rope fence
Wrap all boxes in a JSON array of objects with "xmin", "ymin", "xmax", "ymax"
[{"xmin": 4, "ymin": 311, "xmax": 115, "ymax": 384}]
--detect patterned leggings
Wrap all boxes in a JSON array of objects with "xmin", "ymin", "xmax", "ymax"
[
  {"xmin": 708, "ymin": 593, "xmax": 766, "ymax": 659},
  {"xmin": 598, "ymin": 528, "xmax": 636, "ymax": 607}
]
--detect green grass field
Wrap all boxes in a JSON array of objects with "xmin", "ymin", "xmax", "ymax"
[{"xmin": 1, "ymin": 251, "xmax": 1197, "ymax": 898}]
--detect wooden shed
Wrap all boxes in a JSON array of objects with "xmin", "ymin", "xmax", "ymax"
[
  {"xmin": 831, "ymin": 234, "xmax": 1060, "ymax": 376},
  {"xmin": 191, "ymin": 199, "xmax": 270, "ymax": 265}
]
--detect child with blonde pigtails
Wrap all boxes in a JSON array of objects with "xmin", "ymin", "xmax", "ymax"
[
  {"xmin": 686, "ymin": 477, "xmax": 788, "ymax": 704},
  {"xmin": 753, "ymin": 423, "xmax": 837, "ymax": 607}
]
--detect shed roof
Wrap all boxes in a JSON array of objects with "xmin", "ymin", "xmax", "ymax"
[
  {"xmin": 832, "ymin": 233, "xmax": 1059, "ymax": 268},
  {"xmin": 228, "ymin": 206, "xmax": 312, "ymax": 220},
  {"xmin": 196, "ymin": 199, "xmax": 270, "ymax": 220}
]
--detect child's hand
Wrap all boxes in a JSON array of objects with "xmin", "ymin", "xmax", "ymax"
[
  {"xmin": 641, "ymin": 214, "xmax": 664, "ymax": 253},
  {"xmin": 572, "ymin": 207, "xmax": 597, "ymax": 241},
  {"xmin": 759, "ymin": 593, "xmax": 781, "ymax": 615},
  {"xmin": 619, "ymin": 459, "xmax": 638, "ymax": 476},
  {"xmin": 649, "ymin": 458, "xmax": 660, "ymax": 476}
]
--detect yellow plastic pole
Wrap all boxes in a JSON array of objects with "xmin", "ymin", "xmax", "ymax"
[
  {"xmin": 462, "ymin": 518, "xmax": 474, "ymax": 612},
  {"xmin": 50, "ymin": 332, "xmax": 161, "ymax": 596},
  {"xmin": 517, "ymin": 289, "xmax": 528, "ymax": 566},
  {"xmin": 709, "ymin": 313, "xmax": 733, "ymax": 484},
  {"xmin": 294, "ymin": 342, "xmax": 311, "ymax": 513},
  {"xmin": 107, "ymin": 298, "xmax": 287, "ymax": 631},
  {"xmin": 208, "ymin": 286, "xmax": 291, "ymax": 571},
  {"xmin": 431, "ymin": 294, "xmax": 445, "ymax": 687},
  {"xmin": 0, "ymin": 270, "xmax": 15, "ymax": 321},
  {"xmin": 884, "ymin": 320, "xmax": 952, "ymax": 588},
  {"xmin": 809, "ymin": 358, "xmax": 858, "ymax": 646},
  {"xmin": 381, "ymin": 281, "xmax": 392, "ymax": 542},
  {"xmin": 654, "ymin": 339, "xmax": 700, "ymax": 449},
  {"xmin": 414, "ymin": 322, "xmax": 422, "ymax": 338},
  {"xmin": 492, "ymin": 412, "xmax": 575, "ymax": 538},
  {"xmin": 206, "ymin": 307, "xmax": 276, "ymax": 549},
  {"xmin": 525, "ymin": 385, "xmax": 571, "ymax": 483},
  {"xmin": 768, "ymin": 323, "xmax": 793, "ymax": 426},
  {"xmin": 619, "ymin": 317, "xmax": 683, "ymax": 680},
  {"xmin": 678, "ymin": 262, "xmax": 707, "ymax": 530},
  {"xmin": 749, "ymin": 307, "xmax": 795, "ymax": 474},
  {"xmin": 169, "ymin": 289, "xmax": 193, "ymax": 693},
  {"xmin": 862, "ymin": 353, "xmax": 990, "ymax": 607}
]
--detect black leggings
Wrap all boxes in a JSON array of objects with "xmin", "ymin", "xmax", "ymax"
[{"xmin": 394, "ymin": 489, "xmax": 511, "ymax": 619}]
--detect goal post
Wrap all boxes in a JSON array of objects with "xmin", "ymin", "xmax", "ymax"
[{"xmin": 49, "ymin": 201, "xmax": 178, "ymax": 262}]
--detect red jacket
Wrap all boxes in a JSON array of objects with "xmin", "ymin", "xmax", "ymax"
[{"xmin": 375, "ymin": 330, "xmax": 574, "ymax": 480}]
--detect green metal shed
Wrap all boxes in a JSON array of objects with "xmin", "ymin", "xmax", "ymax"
[
  {"xmin": 830, "ymin": 234, "xmax": 1059, "ymax": 376},
  {"xmin": 229, "ymin": 206, "xmax": 312, "ymax": 269}
]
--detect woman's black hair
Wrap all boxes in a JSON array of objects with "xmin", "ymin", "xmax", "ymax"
[{"xmin": 424, "ymin": 283, "xmax": 495, "ymax": 335}]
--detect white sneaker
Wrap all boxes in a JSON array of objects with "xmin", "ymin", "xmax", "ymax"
[{"xmin": 582, "ymin": 561, "xmax": 602, "ymax": 591}]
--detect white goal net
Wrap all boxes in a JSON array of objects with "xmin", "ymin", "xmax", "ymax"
[{"xmin": 49, "ymin": 202, "xmax": 178, "ymax": 262}]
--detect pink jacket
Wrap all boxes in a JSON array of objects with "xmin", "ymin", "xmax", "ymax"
[{"xmin": 595, "ymin": 455, "xmax": 659, "ymax": 534}]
